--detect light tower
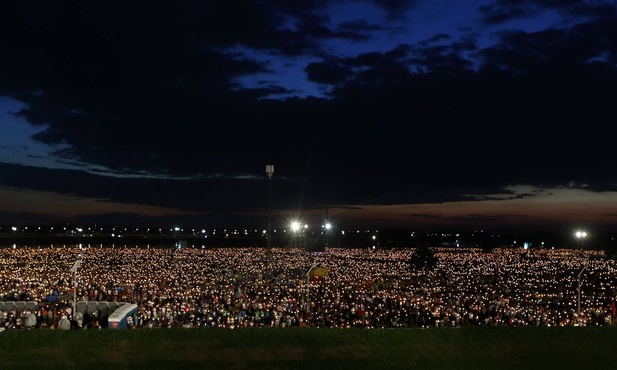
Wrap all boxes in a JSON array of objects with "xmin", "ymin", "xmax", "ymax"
[
  {"xmin": 575, "ymin": 265, "xmax": 586, "ymax": 317},
  {"xmin": 70, "ymin": 258, "xmax": 82, "ymax": 315},
  {"xmin": 265, "ymin": 163, "xmax": 274, "ymax": 278}
]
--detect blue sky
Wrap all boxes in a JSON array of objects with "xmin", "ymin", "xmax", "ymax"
[{"xmin": 0, "ymin": 0, "xmax": 616, "ymax": 235}]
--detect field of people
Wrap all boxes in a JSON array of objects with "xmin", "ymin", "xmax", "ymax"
[{"xmin": 1, "ymin": 245, "xmax": 615, "ymax": 330}]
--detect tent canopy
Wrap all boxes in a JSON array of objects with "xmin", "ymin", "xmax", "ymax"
[{"xmin": 309, "ymin": 266, "xmax": 329, "ymax": 278}]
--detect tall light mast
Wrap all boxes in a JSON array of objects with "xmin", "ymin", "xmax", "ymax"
[
  {"xmin": 265, "ymin": 163, "xmax": 274, "ymax": 277},
  {"xmin": 70, "ymin": 258, "xmax": 82, "ymax": 316}
]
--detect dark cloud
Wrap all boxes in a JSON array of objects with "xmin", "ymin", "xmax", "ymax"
[
  {"xmin": 478, "ymin": 3, "xmax": 536, "ymax": 25},
  {"xmin": 478, "ymin": 19, "xmax": 617, "ymax": 72},
  {"xmin": 305, "ymin": 60, "xmax": 353, "ymax": 85},
  {"xmin": 302, "ymin": 17, "xmax": 617, "ymax": 200},
  {"xmin": 451, "ymin": 38, "xmax": 479, "ymax": 52},
  {"xmin": 479, "ymin": 0, "xmax": 617, "ymax": 25},
  {"xmin": 0, "ymin": 1, "xmax": 395, "ymax": 180},
  {"xmin": 1, "ymin": 1, "xmax": 617, "ymax": 228},
  {"xmin": 0, "ymin": 2, "xmax": 309, "ymax": 177},
  {"xmin": 418, "ymin": 34, "xmax": 453, "ymax": 46},
  {"xmin": 363, "ymin": 0, "xmax": 418, "ymax": 19},
  {"xmin": 337, "ymin": 20, "xmax": 388, "ymax": 33}
]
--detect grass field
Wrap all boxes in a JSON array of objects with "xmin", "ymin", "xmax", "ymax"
[{"xmin": 1, "ymin": 326, "xmax": 616, "ymax": 370}]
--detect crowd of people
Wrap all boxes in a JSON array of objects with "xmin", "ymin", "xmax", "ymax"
[{"xmin": 1, "ymin": 244, "xmax": 616, "ymax": 330}]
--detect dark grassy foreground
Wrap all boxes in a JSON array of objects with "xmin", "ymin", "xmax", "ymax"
[{"xmin": 1, "ymin": 326, "xmax": 617, "ymax": 370}]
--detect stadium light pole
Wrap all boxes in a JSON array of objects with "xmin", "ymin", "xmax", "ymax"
[
  {"xmin": 70, "ymin": 259, "xmax": 82, "ymax": 315},
  {"xmin": 322, "ymin": 220, "xmax": 331, "ymax": 251},
  {"xmin": 306, "ymin": 262, "xmax": 316, "ymax": 313},
  {"xmin": 265, "ymin": 163, "xmax": 274, "ymax": 278},
  {"xmin": 575, "ymin": 265, "xmax": 586, "ymax": 317}
]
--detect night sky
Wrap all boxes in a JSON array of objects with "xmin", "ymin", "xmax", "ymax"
[{"xmin": 1, "ymin": 0, "xmax": 616, "ymax": 233}]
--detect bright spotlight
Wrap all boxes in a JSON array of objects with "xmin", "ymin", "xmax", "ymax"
[{"xmin": 291, "ymin": 222, "xmax": 300, "ymax": 232}]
